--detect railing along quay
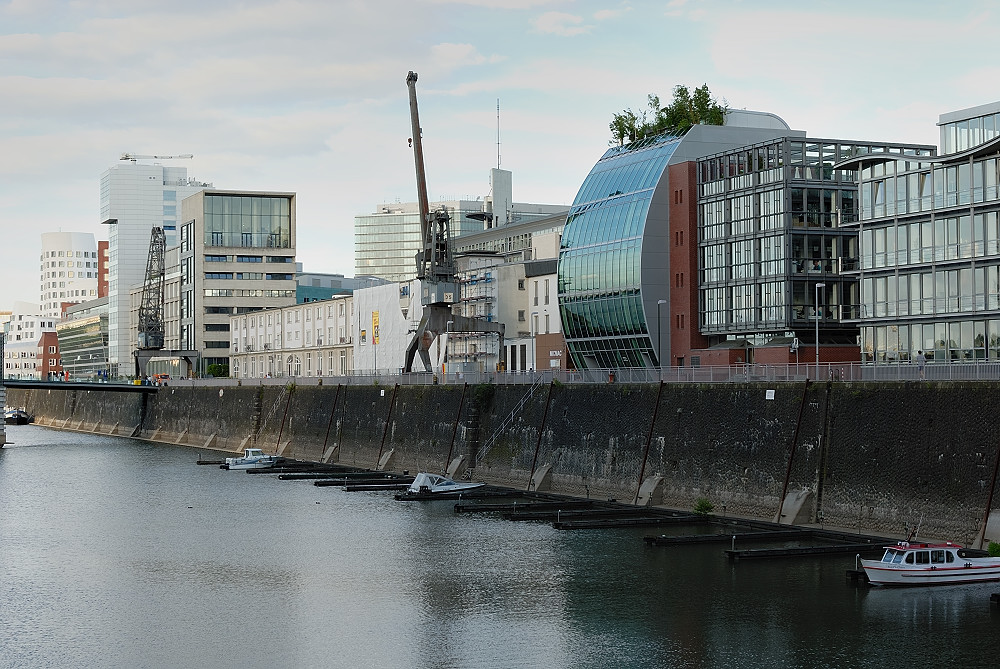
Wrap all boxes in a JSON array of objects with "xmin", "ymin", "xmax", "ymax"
[
  {"xmin": 149, "ymin": 359, "xmax": 1000, "ymax": 387},
  {"xmin": 9, "ymin": 359, "xmax": 1000, "ymax": 390}
]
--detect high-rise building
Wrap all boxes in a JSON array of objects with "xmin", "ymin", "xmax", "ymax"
[
  {"xmin": 39, "ymin": 232, "xmax": 100, "ymax": 319},
  {"xmin": 100, "ymin": 157, "xmax": 211, "ymax": 377}
]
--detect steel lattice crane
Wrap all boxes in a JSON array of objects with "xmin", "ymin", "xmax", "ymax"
[
  {"xmin": 134, "ymin": 227, "xmax": 166, "ymax": 378},
  {"xmin": 402, "ymin": 71, "xmax": 504, "ymax": 373}
]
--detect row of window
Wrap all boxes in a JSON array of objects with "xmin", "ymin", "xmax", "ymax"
[
  {"xmin": 860, "ymin": 211, "xmax": 1000, "ymax": 270},
  {"xmin": 204, "ymin": 255, "xmax": 293, "ymax": 263},
  {"xmin": 203, "ymin": 289, "xmax": 296, "ymax": 297},
  {"xmin": 861, "ymin": 156, "xmax": 1000, "ymax": 219},
  {"xmin": 204, "ymin": 273, "xmax": 293, "ymax": 280},
  {"xmin": 860, "ymin": 265, "xmax": 1000, "ymax": 318},
  {"xmin": 231, "ymin": 350, "xmax": 350, "ymax": 379},
  {"xmin": 861, "ymin": 318, "xmax": 1000, "ymax": 362}
]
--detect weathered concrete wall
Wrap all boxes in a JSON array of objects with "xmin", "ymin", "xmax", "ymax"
[{"xmin": 10, "ymin": 380, "xmax": 1000, "ymax": 542}]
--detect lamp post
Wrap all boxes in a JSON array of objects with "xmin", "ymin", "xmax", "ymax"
[
  {"xmin": 656, "ymin": 299, "xmax": 667, "ymax": 372},
  {"xmin": 530, "ymin": 311, "xmax": 538, "ymax": 373},
  {"xmin": 815, "ymin": 282, "xmax": 826, "ymax": 378}
]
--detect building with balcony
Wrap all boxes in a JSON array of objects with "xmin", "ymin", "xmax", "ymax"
[
  {"xmin": 687, "ymin": 136, "xmax": 933, "ymax": 366},
  {"xmin": 839, "ymin": 101, "xmax": 1000, "ymax": 363}
]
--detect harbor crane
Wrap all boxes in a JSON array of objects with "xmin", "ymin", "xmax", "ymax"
[
  {"xmin": 402, "ymin": 71, "xmax": 504, "ymax": 373},
  {"xmin": 120, "ymin": 153, "xmax": 193, "ymax": 161},
  {"xmin": 134, "ymin": 226, "xmax": 166, "ymax": 378}
]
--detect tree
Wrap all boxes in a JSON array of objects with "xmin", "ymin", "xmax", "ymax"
[{"xmin": 609, "ymin": 84, "xmax": 727, "ymax": 146}]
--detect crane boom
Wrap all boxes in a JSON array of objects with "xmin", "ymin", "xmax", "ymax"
[{"xmin": 120, "ymin": 153, "xmax": 193, "ymax": 161}]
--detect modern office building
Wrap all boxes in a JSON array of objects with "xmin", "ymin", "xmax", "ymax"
[
  {"xmin": 685, "ymin": 136, "xmax": 933, "ymax": 366},
  {"xmin": 558, "ymin": 114, "xmax": 800, "ymax": 369},
  {"xmin": 101, "ymin": 157, "xmax": 211, "ymax": 377},
  {"xmin": 57, "ymin": 297, "xmax": 110, "ymax": 381},
  {"xmin": 39, "ymin": 232, "xmax": 100, "ymax": 319},
  {"xmin": 355, "ymin": 169, "xmax": 566, "ymax": 282},
  {"xmin": 177, "ymin": 189, "xmax": 297, "ymax": 375},
  {"xmin": 838, "ymin": 101, "xmax": 1000, "ymax": 363}
]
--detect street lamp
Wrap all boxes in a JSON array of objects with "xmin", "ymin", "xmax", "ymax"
[
  {"xmin": 815, "ymin": 282, "xmax": 826, "ymax": 377},
  {"xmin": 530, "ymin": 311, "xmax": 538, "ymax": 373},
  {"xmin": 656, "ymin": 299, "xmax": 667, "ymax": 370}
]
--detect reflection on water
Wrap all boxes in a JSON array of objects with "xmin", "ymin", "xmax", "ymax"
[{"xmin": 1, "ymin": 424, "xmax": 999, "ymax": 668}]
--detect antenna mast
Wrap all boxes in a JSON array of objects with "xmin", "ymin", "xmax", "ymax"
[{"xmin": 496, "ymin": 99, "xmax": 501, "ymax": 169}]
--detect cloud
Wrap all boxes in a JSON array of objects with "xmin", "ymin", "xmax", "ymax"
[{"xmin": 532, "ymin": 11, "xmax": 591, "ymax": 36}]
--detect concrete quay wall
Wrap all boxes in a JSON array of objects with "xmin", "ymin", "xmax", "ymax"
[{"xmin": 10, "ymin": 381, "xmax": 1000, "ymax": 543}]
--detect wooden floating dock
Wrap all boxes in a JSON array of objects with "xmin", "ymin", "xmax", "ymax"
[
  {"xmin": 395, "ymin": 487, "xmax": 521, "ymax": 501},
  {"xmin": 644, "ymin": 529, "xmax": 811, "ymax": 546},
  {"xmin": 846, "ymin": 569, "xmax": 870, "ymax": 584},
  {"xmin": 314, "ymin": 476, "xmax": 414, "ymax": 487},
  {"xmin": 454, "ymin": 500, "xmax": 598, "ymax": 514},
  {"xmin": 554, "ymin": 516, "xmax": 700, "ymax": 530},
  {"xmin": 343, "ymin": 482, "xmax": 412, "ymax": 492},
  {"xmin": 724, "ymin": 542, "xmax": 884, "ymax": 561}
]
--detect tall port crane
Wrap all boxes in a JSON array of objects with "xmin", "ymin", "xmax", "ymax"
[
  {"xmin": 403, "ymin": 71, "xmax": 504, "ymax": 373},
  {"xmin": 134, "ymin": 226, "xmax": 166, "ymax": 378}
]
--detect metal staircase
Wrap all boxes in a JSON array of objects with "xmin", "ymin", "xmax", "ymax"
[{"xmin": 474, "ymin": 374, "xmax": 546, "ymax": 465}]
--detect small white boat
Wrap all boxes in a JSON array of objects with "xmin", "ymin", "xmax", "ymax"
[
  {"xmin": 222, "ymin": 448, "xmax": 279, "ymax": 470},
  {"xmin": 406, "ymin": 472, "xmax": 485, "ymax": 495},
  {"xmin": 860, "ymin": 541, "xmax": 1000, "ymax": 586}
]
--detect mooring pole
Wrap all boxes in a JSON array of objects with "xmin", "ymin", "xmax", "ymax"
[
  {"xmin": 775, "ymin": 380, "xmax": 812, "ymax": 523},
  {"xmin": 321, "ymin": 383, "xmax": 343, "ymax": 458},
  {"xmin": 978, "ymin": 440, "xmax": 1000, "ymax": 549},
  {"xmin": 633, "ymin": 381, "xmax": 665, "ymax": 505},
  {"xmin": 375, "ymin": 383, "xmax": 400, "ymax": 469},
  {"xmin": 526, "ymin": 381, "xmax": 555, "ymax": 491},
  {"xmin": 274, "ymin": 383, "xmax": 294, "ymax": 454},
  {"xmin": 444, "ymin": 383, "xmax": 468, "ymax": 473}
]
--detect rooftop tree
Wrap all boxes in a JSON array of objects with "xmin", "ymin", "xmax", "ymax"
[{"xmin": 609, "ymin": 84, "xmax": 728, "ymax": 146}]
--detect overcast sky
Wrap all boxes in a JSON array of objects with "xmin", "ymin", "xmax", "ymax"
[{"xmin": 2, "ymin": 0, "xmax": 997, "ymax": 310}]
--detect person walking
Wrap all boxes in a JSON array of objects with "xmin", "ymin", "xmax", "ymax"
[{"xmin": 915, "ymin": 349, "xmax": 926, "ymax": 379}]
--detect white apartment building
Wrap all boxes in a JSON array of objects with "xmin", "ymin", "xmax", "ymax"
[
  {"xmin": 229, "ymin": 294, "xmax": 355, "ymax": 379},
  {"xmin": 101, "ymin": 157, "xmax": 211, "ymax": 377},
  {"xmin": 2, "ymin": 302, "xmax": 58, "ymax": 380},
  {"xmin": 39, "ymin": 232, "xmax": 100, "ymax": 319}
]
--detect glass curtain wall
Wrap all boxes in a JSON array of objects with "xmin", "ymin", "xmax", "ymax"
[{"xmin": 558, "ymin": 134, "xmax": 681, "ymax": 369}]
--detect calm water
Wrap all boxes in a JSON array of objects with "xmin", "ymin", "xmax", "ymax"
[{"xmin": 1, "ymin": 425, "xmax": 998, "ymax": 668}]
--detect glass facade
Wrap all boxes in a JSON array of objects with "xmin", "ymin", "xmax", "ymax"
[
  {"xmin": 203, "ymin": 194, "xmax": 291, "ymax": 248},
  {"xmin": 56, "ymin": 315, "xmax": 109, "ymax": 380},
  {"xmin": 696, "ymin": 138, "xmax": 933, "ymax": 351},
  {"xmin": 559, "ymin": 134, "xmax": 681, "ymax": 368},
  {"xmin": 845, "ymin": 105, "xmax": 1000, "ymax": 363}
]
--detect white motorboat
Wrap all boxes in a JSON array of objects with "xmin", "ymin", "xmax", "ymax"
[
  {"xmin": 860, "ymin": 541, "xmax": 1000, "ymax": 586},
  {"xmin": 221, "ymin": 448, "xmax": 279, "ymax": 470},
  {"xmin": 406, "ymin": 472, "xmax": 485, "ymax": 495}
]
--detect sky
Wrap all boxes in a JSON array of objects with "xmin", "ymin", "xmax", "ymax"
[{"xmin": 2, "ymin": 0, "xmax": 999, "ymax": 310}]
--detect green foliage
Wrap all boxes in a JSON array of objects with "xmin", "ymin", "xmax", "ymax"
[
  {"xmin": 989, "ymin": 541, "xmax": 1000, "ymax": 557},
  {"xmin": 609, "ymin": 84, "xmax": 728, "ymax": 146},
  {"xmin": 693, "ymin": 498, "xmax": 715, "ymax": 516},
  {"xmin": 206, "ymin": 364, "xmax": 229, "ymax": 378}
]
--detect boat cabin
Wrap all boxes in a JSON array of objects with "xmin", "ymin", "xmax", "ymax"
[{"xmin": 879, "ymin": 544, "xmax": 957, "ymax": 566}]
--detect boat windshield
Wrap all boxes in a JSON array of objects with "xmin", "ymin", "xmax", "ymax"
[{"xmin": 882, "ymin": 549, "xmax": 905, "ymax": 564}]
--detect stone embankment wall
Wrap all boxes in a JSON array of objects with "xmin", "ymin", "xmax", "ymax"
[{"xmin": 10, "ymin": 381, "xmax": 1000, "ymax": 543}]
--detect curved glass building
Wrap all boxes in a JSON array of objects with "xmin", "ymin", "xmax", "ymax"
[{"xmin": 558, "ymin": 134, "xmax": 681, "ymax": 368}]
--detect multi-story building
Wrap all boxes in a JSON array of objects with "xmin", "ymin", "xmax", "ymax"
[
  {"xmin": 57, "ymin": 298, "xmax": 110, "ymax": 381},
  {"xmin": 2, "ymin": 302, "xmax": 58, "ymax": 380},
  {"xmin": 839, "ymin": 101, "xmax": 1000, "ymax": 363},
  {"xmin": 686, "ymin": 136, "xmax": 933, "ymax": 366},
  {"xmin": 229, "ymin": 294, "xmax": 355, "ymax": 379},
  {"xmin": 39, "ymin": 232, "xmax": 100, "ymax": 319},
  {"xmin": 177, "ymin": 189, "xmax": 297, "ymax": 375},
  {"xmin": 101, "ymin": 157, "xmax": 211, "ymax": 377},
  {"xmin": 37, "ymin": 331, "xmax": 63, "ymax": 381},
  {"xmin": 558, "ymin": 113, "xmax": 797, "ymax": 370}
]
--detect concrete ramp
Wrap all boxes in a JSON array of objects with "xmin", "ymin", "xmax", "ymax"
[{"xmin": 776, "ymin": 488, "xmax": 814, "ymax": 525}]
